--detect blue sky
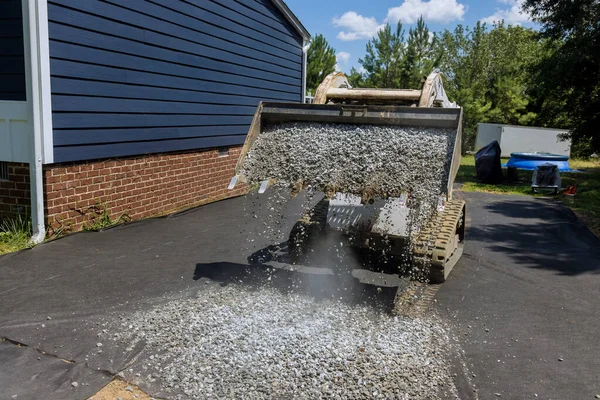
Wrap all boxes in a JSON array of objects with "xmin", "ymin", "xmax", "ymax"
[{"xmin": 284, "ymin": 0, "xmax": 535, "ymax": 73}]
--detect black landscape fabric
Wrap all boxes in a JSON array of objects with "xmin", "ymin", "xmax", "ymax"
[{"xmin": 1, "ymin": 193, "xmax": 599, "ymax": 399}]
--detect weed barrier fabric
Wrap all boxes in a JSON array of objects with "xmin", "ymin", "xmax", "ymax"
[
  {"xmin": 0, "ymin": 194, "xmax": 326, "ymax": 398},
  {"xmin": 0, "ymin": 340, "xmax": 111, "ymax": 400},
  {"xmin": 0, "ymin": 192, "xmax": 463, "ymax": 399}
]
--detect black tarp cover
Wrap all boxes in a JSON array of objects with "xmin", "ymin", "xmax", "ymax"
[{"xmin": 475, "ymin": 141, "xmax": 503, "ymax": 184}]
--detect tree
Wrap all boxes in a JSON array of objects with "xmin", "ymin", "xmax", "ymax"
[
  {"xmin": 358, "ymin": 23, "xmax": 405, "ymax": 88},
  {"xmin": 435, "ymin": 23, "xmax": 493, "ymax": 150},
  {"xmin": 347, "ymin": 67, "xmax": 366, "ymax": 88},
  {"xmin": 485, "ymin": 23, "xmax": 540, "ymax": 126},
  {"xmin": 434, "ymin": 22, "xmax": 542, "ymax": 150},
  {"xmin": 401, "ymin": 17, "xmax": 440, "ymax": 88},
  {"xmin": 523, "ymin": 0, "xmax": 600, "ymax": 154},
  {"xmin": 306, "ymin": 34, "xmax": 336, "ymax": 95}
]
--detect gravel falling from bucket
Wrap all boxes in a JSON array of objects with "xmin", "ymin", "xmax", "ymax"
[
  {"xmin": 241, "ymin": 122, "xmax": 457, "ymax": 232},
  {"xmin": 113, "ymin": 285, "xmax": 459, "ymax": 399}
]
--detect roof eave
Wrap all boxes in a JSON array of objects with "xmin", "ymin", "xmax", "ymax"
[{"xmin": 270, "ymin": 0, "xmax": 311, "ymax": 41}]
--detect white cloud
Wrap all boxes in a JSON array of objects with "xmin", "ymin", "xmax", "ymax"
[
  {"xmin": 337, "ymin": 52, "xmax": 351, "ymax": 64},
  {"xmin": 332, "ymin": 11, "xmax": 385, "ymax": 41},
  {"xmin": 335, "ymin": 52, "xmax": 351, "ymax": 71},
  {"xmin": 481, "ymin": 0, "xmax": 531, "ymax": 25},
  {"xmin": 386, "ymin": 0, "xmax": 467, "ymax": 24},
  {"xmin": 332, "ymin": 1, "xmax": 465, "ymax": 42}
]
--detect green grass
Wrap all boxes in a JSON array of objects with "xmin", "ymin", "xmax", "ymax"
[
  {"xmin": 457, "ymin": 155, "xmax": 600, "ymax": 237},
  {"xmin": 0, "ymin": 214, "xmax": 32, "ymax": 255}
]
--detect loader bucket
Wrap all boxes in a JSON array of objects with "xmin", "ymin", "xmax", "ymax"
[{"xmin": 233, "ymin": 102, "xmax": 463, "ymax": 202}]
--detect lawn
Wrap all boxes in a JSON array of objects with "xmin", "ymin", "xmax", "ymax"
[{"xmin": 457, "ymin": 155, "xmax": 600, "ymax": 237}]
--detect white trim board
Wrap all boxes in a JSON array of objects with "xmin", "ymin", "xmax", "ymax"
[{"xmin": 1, "ymin": 0, "xmax": 53, "ymax": 164}]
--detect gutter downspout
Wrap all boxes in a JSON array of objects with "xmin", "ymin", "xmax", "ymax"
[
  {"xmin": 29, "ymin": 126, "xmax": 45, "ymax": 243},
  {"xmin": 302, "ymin": 40, "xmax": 310, "ymax": 103},
  {"xmin": 26, "ymin": 0, "xmax": 51, "ymax": 244}
]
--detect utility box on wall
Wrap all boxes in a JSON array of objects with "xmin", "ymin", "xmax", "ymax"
[{"xmin": 475, "ymin": 123, "xmax": 571, "ymax": 158}]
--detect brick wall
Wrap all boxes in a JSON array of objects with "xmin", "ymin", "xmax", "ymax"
[
  {"xmin": 0, "ymin": 163, "xmax": 31, "ymax": 217},
  {"xmin": 0, "ymin": 147, "xmax": 247, "ymax": 234}
]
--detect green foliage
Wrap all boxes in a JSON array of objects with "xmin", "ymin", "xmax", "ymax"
[
  {"xmin": 486, "ymin": 25, "xmax": 540, "ymax": 125},
  {"xmin": 336, "ymin": 7, "xmax": 598, "ymax": 153},
  {"xmin": 401, "ymin": 17, "xmax": 440, "ymax": 88},
  {"xmin": 359, "ymin": 23, "xmax": 405, "ymax": 88},
  {"xmin": 347, "ymin": 67, "xmax": 366, "ymax": 88},
  {"xmin": 306, "ymin": 34, "xmax": 336, "ymax": 95},
  {"xmin": 83, "ymin": 201, "xmax": 130, "ymax": 231},
  {"xmin": 523, "ymin": 0, "xmax": 600, "ymax": 155},
  {"xmin": 434, "ymin": 22, "xmax": 544, "ymax": 150},
  {"xmin": 352, "ymin": 19, "xmax": 544, "ymax": 151},
  {"xmin": 0, "ymin": 214, "xmax": 32, "ymax": 255}
]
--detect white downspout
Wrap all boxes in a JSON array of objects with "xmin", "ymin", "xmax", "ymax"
[
  {"xmin": 302, "ymin": 40, "xmax": 310, "ymax": 103},
  {"xmin": 25, "ymin": 0, "xmax": 52, "ymax": 244}
]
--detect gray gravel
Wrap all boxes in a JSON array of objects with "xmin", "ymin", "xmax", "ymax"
[
  {"xmin": 242, "ymin": 122, "xmax": 455, "ymax": 228},
  {"xmin": 112, "ymin": 284, "xmax": 458, "ymax": 399},
  {"xmin": 105, "ymin": 122, "xmax": 461, "ymax": 399},
  {"xmin": 243, "ymin": 122, "xmax": 455, "ymax": 198}
]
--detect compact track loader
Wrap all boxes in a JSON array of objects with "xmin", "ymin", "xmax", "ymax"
[{"xmin": 230, "ymin": 71, "xmax": 465, "ymax": 283}]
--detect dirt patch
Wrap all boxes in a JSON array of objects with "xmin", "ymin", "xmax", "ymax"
[{"xmin": 89, "ymin": 379, "xmax": 154, "ymax": 400}]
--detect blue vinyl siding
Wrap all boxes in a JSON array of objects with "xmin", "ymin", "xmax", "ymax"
[
  {"xmin": 48, "ymin": 0, "xmax": 304, "ymax": 162},
  {"xmin": 0, "ymin": 0, "xmax": 26, "ymax": 101}
]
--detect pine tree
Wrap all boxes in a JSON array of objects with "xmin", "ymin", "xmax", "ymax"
[
  {"xmin": 401, "ymin": 17, "xmax": 440, "ymax": 88},
  {"xmin": 306, "ymin": 34, "xmax": 336, "ymax": 95},
  {"xmin": 358, "ymin": 23, "xmax": 405, "ymax": 88}
]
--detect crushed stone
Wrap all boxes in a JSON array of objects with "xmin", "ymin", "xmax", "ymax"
[
  {"xmin": 241, "ymin": 122, "xmax": 456, "ymax": 231},
  {"xmin": 112, "ymin": 285, "xmax": 458, "ymax": 399}
]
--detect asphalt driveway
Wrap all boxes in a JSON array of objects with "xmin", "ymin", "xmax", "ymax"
[
  {"xmin": 0, "ymin": 190, "xmax": 598, "ymax": 399},
  {"xmin": 436, "ymin": 192, "xmax": 600, "ymax": 399}
]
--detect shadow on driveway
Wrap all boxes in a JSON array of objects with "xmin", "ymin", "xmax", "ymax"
[
  {"xmin": 467, "ymin": 198, "xmax": 600, "ymax": 276},
  {"xmin": 193, "ymin": 239, "xmax": 405, "ymax": 314}
]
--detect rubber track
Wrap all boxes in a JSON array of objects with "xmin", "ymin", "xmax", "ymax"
[
  {"xmin": 295, "ymin": 197, "xmax": 465, "ymax": 282},
  {"xmin": 413, "ymin": 199, "xmax": 465, "ymax": 281}
]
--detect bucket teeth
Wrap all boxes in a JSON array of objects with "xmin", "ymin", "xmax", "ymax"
[
  {"xmin": 228, "ymin": 175, "xmax": 239, "ymax": 190},
  {"xmin": 258, "ymin": 180, "xmax": 270, "ymax": 194}
]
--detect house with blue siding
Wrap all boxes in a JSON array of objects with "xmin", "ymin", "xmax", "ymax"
[{"xmin": 0, "ymin": 0, "xmax": 309, "ymax": 239}]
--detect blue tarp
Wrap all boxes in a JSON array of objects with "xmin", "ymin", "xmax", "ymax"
[{"xmin": 504, "ymin": 153, "xmax": 580, "ymax": 172}]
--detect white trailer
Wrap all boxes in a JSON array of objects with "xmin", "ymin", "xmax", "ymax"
[{"xmin": 475, "ymin": 123, "xmax": 570, "ymax": 158}]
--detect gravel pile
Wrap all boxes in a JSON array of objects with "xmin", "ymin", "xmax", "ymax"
[
  {"xmin": 113, "ymin": 284, "xmax": 458, "ymax": 399},
  {"xmin": 243, "ymin": 122, "xmax": 455, "ymax": 203}
]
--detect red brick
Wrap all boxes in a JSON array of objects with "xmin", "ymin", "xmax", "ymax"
[{"xmin": 2, "ymin": 148, "xmax": 248, "ymax": 233}]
